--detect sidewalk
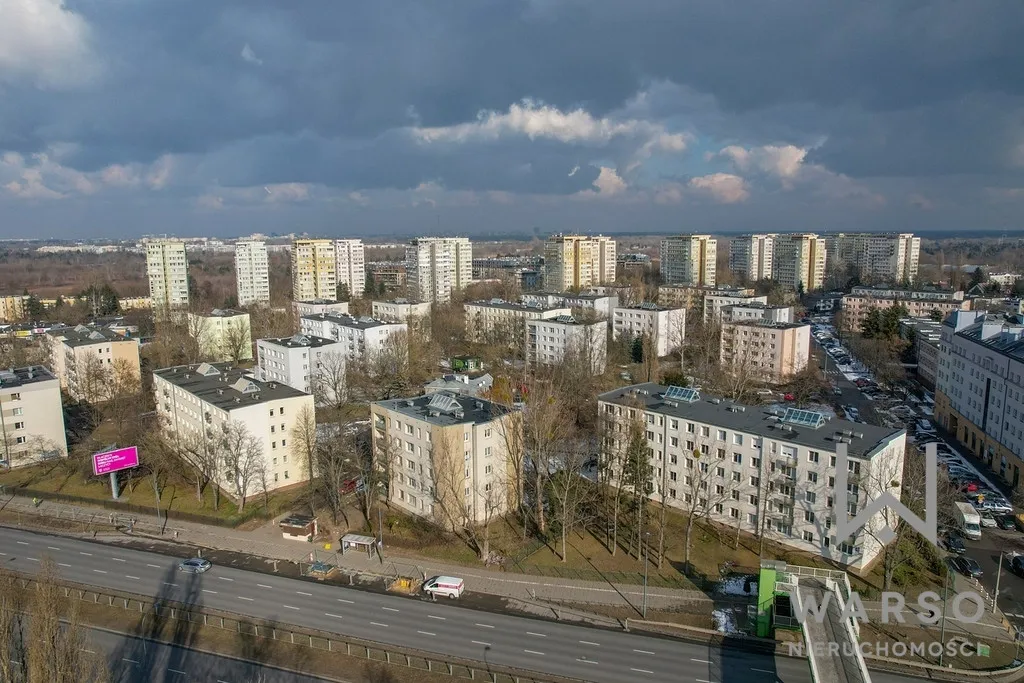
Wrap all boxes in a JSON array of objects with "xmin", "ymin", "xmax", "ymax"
[{"xmin": 0, "ymin": 493, "xmax": 708, "ymax": 610}]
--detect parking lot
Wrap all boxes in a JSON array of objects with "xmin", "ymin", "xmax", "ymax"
[{"xmin": 964, "ymin": 528, "xmax": 1024, "ymax": 630}]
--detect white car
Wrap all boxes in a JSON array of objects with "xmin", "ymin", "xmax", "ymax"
[{"xmin": 980, "ymin": 511, "xmax": 998, "ymax": 528}]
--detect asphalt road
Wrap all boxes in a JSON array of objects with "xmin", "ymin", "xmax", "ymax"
[
  {"xmin": 0, "ymin": 527, "xmax": 930, "ymax": 683},
  {"xmin": 963, "ymin": 527, "xmax": 1024, "ymax": 630}
]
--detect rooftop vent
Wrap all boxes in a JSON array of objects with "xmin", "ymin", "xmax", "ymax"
[
  {"xmin": 709, "ymin": 398, "xmax": 722, "ymax": 405},
  {"xmin": 853, "ymin": 431, "xmax": 864, "ymax": 439}
]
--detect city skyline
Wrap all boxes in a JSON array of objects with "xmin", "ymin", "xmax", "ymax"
[{"xmin": 1, "ymin": 2, "xmax": 1023, "ymax": 238}]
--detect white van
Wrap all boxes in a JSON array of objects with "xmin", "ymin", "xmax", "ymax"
[{"xmin": 423, "ymin": 576, "xmax": 465, "ymax": 600}]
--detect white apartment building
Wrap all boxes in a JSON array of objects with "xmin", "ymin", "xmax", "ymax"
[
  {"xmin": 598, "ymin": 384, "xmax": 907, "ymax": 569},
  {"xmin": 292, "ymin": 299, "xmax": 350, "ymax": 318},
  {"xmin": 660, "ymin": 235, "xmax": 717, "ymax": 287},
  {"xmin": 406, "ymin": 237, "xmax": 473, "ymax": 303},
  {"xmin": 145, "ymin": 239, "xmax": 190, "ymax": 309},
  {"xmin": 154, "ymin": 363, "xmax": 315, "ymax": 495},
  {"xmin": 234, "ymin": 240, "xmax": 270, "ymax": 306},
  {"xmin": 720, "ymin": 321, "xmax": 810, "ymax": 384},
  {"xmin": 292, "ymin": 239, "xmax": 337, "ymax": 302},
  {"xmin": 299, "ymin": 313, "xmax": 407, "ymax": 361},
  {"xmin": 463, "ymin": 299, "xmax": 570, "ymax": 345},
  {"xmin": 370, "ymin": 392, "xmax": 514, "ymax": 524},
  {"xmin": 0, "ymin": 366, "xmax": 67, "ymax": 467},
  {"xmin": 825, "ymin": 233, "xmax": 920, "ymax": 284},
  {"xmin": 519, "ymin": 291, "xmax": 619, "ymax": 317},
  {"xmin": 257, "ymin": 334, "xmax": 346, "ymax": 404},
  {"xmin": 721, "ymin": 304, "xmax": 793, "ymax": 324},
  {"xmin": 335, "ymin": 239, "xmax": 366, "ymax": 298},
  {"xmin": 372, "ymin": 298, "xmax": 432, "ymax": 323},
  {"xmin": 188, "ymin": 309, "xmax": 253, "ymax": 361},
  {"xmin": 543, "ymin": 235, "xmax": 617, "ymax": 291},
  {"xmin": 527, "ymin": 316, "xmax": 607, "ymax": 375},
  {"xmin": 729, "ymin": 234, "xmax": 776, "ymax": 283},
  {"xmin": 703, "ymin": 292, "xmax": 770, "ymax": 322},
  {"xmin": 772, "ymin": 233, "xmax": 827, "ymax": 292},
  {"xmin": 611, "ymin": 304, "xmax": 686, "ymax": 357},
  {"xmin": 935, "ymin": 310, "xmax": 1024, "ymax": 490},
  {"xmin": 44, "ymin": 325, "xmax": 142, "ymax": 402}
]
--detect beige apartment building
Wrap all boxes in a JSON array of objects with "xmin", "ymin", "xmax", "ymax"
[
  {"xmin": 543, "ymin": 234, "xmax": 617, "ymax": 291},
  {"xmin": 188, "ymin": 309, "xmax": 253, "ymax": 361},
  {"xmin": 729, "ymin": 234, "xmax": 777, "ymax": 283},
  {"xmin": 772, "ymin": 233, "xmax": 826, "ymax": 292},
  {"xmin": 825, "ymin": 233, "xmax": 920, "ymax": 284},
  {"xmin": 658, "ymin": 285, "xmax": 757, "ymax": 312},
  {"xmin": 44, "ymin": 325, "xmax": 142, "ymax": 403},
  {"xmin": 370, "ymin": 392, "xmax": 515, "ymax": 525},
  {"xmin": 0, "ymin": 295, "xmax": 28, "ymax": 322},
  {"xmin": 464, "ymin": 299, "xmax": 570, "ymax": 346},
  {"xmin": 840, "ymin": 286, "xmax": 969, "ymax": 332},
  {"xmin": 611, "ymin": 303, "xmax": 686, "ymax": 357},
  {"xmin": 527, "ymin": 316, "xmax": 607, "ymax": 375},
  {"xmin": 154, "ymin": 362, "xmax": 316, "ymax": 496},
  {"xmin": 145, "ymin": 238, "xmax": 190, "ymax": 310},
  {"xmin": 720, "ymin": 321, "xmax": 810, "ymax": 384},
  {"xmin": 0, "ymin": 366, "xmax": 68, "ymax": 467},
  {"xmin": 660, "ymin": 235, "xmax": 717, "ymax": 287},
  {"xmin": 406, "ymin": 237, "xmax": 473, "ymax": 303},
  {"xmin": 372, "ymin": 298, "xmax": 432, "ymax": 323},
  {"xmin": 292, "ymin": 239, "xmax": 338, "ymax": 301}
]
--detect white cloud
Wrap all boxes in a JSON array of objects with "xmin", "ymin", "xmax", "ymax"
[
  {"xmin": 688, "ymin": 173, "xmax": 749, "ymax": 203},
  {"xmin": 347, "ymin": 191, "xmax": 369, "ymax": 206},
  {"xmin": 568, "ymin": 164, "xmax": 580, "ymax": 177},
  {"xmin": 653, "ymin": 182, "xmax": 686, "ymax": 205},
  {"xmin": 0, "ymin": 0, "xmax": 99, "ymax": 88},
  {"xmin": 573, "ymin": 166, "xmax": 628, "ymax": 200},
  {"xmin": 0, "ymin": 148, "xmax": 174, "ymax": 200},
  {"xmin": 241, "ymin": 43, "xmax": 263, "ymax": 66},
  {"xmin": 263, "ymin": 182, "xmax": 310, "ymax": 202},
  {"xmin": 196, "ymin": 194, "xmax": 225, "ymax": 210}
]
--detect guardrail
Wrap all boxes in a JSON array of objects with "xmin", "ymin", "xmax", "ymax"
[{"xmin": 9, "ymin": 574, "xmax": 588, "ymax": 683}]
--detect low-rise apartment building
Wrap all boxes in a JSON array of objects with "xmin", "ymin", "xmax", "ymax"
[
  {"xmin": 257, "ymin": 334, "xmax": 346, "ymax": 403},
  {"xmin": 898, "ymin": 317, "xmax": 943, "ymax": 389},
  {"xmin": 659, "ymin": 286, "xmax": 758, "ymax": 314},
  {"xmin": 519, "ymin": 291, "xmax": 618, "ymax": 317},
  {"xmin": 935, "ymin": 310, "xmax": 1024, "ymax": 490},
  {"xmin": 721, "ymin": 304, "xmax": 793, "ymax": 324},
  {"xmin": 598, "ymin": 384, "xmax": 907, "ymax": 569},
  {"xmin": 841, "ymin": 286, "xmax": 969, "ymax": 332},
  {"xmin": 188, "ymin": 309, "xmax": 253, "ymax": 362},
  {"xmin": 720, "ymin": 321, "xmax": 810, "ymax": 383},
  {"xmin": 463, "ymin": 299, "xmax": 570, "ymax": 346},
  {"xmin": 0, "ymin": 295, "xmax": 28, "ymax": 322},
  {"xmin": 44, "ymin": 325, "xmax": 142, "ymax": 402},
  {"xmin": 0, "ymin": 366, "xmax": 67, "ymax": 467},
  {"xmin": 527, "ymin": 316, "xmax": 608, "ymax": 374},
  {"xmin": 372, "ymin": 298, "xmax": 432, "ymax": 322},
  {"xmin": 298, "ymin": 313, "xmax": 407, "ymax": 360},
  {"xmin": 154, "ymin": 362, "xmax": 315, "ymax": 495},
  {"xmin": 424, "ymin": 373, "xmax": 494, "ymax": 397},
  {"xmin": 371, "ymin": 392, "xmax": 514, "ymax": 525},
  {"xmin": 611, "ymin": 304, "xmax": 685, "ymax": 357},
  {"xmin": 293, "ymin": 299, "xmax": 349, "ymax": 318},
  {"xmin": 704, "ymin": 292, "xmax": 771, "ymax": 321}
]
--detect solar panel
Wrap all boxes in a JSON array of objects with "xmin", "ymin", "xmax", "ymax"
[
  {"xmin": 782, "ymin": 407, "xmax": 827, "ymax": 429},
  {"xmin": 665, "ymin": 386, "xmax": 700, "ymax": 403}
]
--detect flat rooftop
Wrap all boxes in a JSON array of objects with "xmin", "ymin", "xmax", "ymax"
[
  {"xmin": 300, "ymin": 313, "xmax": 400, "ymax": 330},
  {"xmin": 465, "ymin": 299, "xmax": 567, "ymax": 312},
  {"xmin": 259, "ymin": 334, "xmax": 339, "ymax": 349},
  {"xmin": 200, "ymin": 308, "xmax": 247, "ymax": 318},
  {"xmin": 723, "ymin": 320, "xmax": 807, "ymax": 330},
  {"xmin": 49, "ymin": 324, "xmax": 132, "ymax": 347},
  {"xmin": 154, "ymin": 362, "xmax": 308, "ymax": 410},
  {"xmin": 375, "ymin": 391, "xmax": 509, "ymax": 427},
  {"xmin": 0, "ymin": 365, "xmax": 56, "ymax": 388},
  {"xmin": 598, "ymin": 383, "xmax": 903, "ymax": 460}
]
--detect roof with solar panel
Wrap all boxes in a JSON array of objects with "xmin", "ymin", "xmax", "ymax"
[
  {"xmin": 598, "ymin": 382, "xmax": 903, "ymax": 460},
  {"xmin": 374, "ymin": 391, "xmax": 510, "ymax": 426}
]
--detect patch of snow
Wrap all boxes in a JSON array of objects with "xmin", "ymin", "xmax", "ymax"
[
  {"xmin": 716, "ymin": 575, "xmax": 757, "ymax": 596},
  {"xmin": 712, "ymin": 608, "xmax": 740, "ymax": 634}
]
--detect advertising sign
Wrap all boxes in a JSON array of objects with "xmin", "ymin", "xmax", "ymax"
[{"xmin": 92, "ymin": 446, "xmax": 140, "ymax": 476}]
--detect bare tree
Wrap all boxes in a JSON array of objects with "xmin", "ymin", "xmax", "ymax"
[
  {"xmin": 314, "ymin": 424, "xmax": 360, "ymax": 526},
  {"xmin": 183, "ymin": 313, "xmax": 212, "ymax": 364},
  {"xmin": 718, "ymin": 349, "xmax": 761, "ymax": 403},
  {"xmin": 220, "ymin": 318, "xmax": 253, "ymax": 362},
  {"xmin": 0, "ymin": 569, "xmax": 28, "ymax": 683},
  {"xmin": 177, "ymin": 427, "xmax": 221, "ymax": 508},
  {"xmin": 548, "ymin": 440, "xmax": 592, "ymax": 562},
  {"xmin": 522, "ymin": 381, "xmax": 575, "ymax": 536},
  {"xmin": 348, "ymin": 331, "xmax": 411, "ymax": 401},
  {"xmin": 432, "ymin": 429, "xmax": 505, "ymax": 560},
  {"xmin": 218, "ymin": 420, "xmax": 264, "ymax": 513},
  {"xmin": 676, "ymin": 433, "xmax": 730, "ymax": 571},
  {"xmin": 312, "ymin": 350, "xmax": 348, "ymax": 410},
  {"xmin": 290, "ymin": 404, "xmax": 319, "ymax": 513}
]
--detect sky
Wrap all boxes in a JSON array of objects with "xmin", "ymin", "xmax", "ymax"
[{"xmin": 1, "ymin": 1, "xmax": 1024, "ymax": 239}]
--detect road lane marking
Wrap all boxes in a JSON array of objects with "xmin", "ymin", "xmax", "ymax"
[
  {"xmin": 80, "ymin": 649, "xmax": 96, "ymax": 654},
  {"xmin": 577, "ymin": 658, "xmax": 599, "ymax": 664},
  {"xmin": 297, "ymin": 591, "xmax": 312, "ymax": 596},
  {"xmin": 524, "ymin": 650, "xmax": 545, "ymax": 656},
  {"xmin": 633, "ymin": 649, "xmax": 655, "ymax": 655},
  {"xmin": 111, "ymin": 558, "xmax": 126, "ymax": 562},
  {"xmin": 93, "ymin": 569, "xmax": 107, "ymax": 574},
  {"xmin": 219, "ymin": 577, "xmax": 234, "ymax": 582},
  {"xmin": 126, "ymin": 575, "xmax": 140, "ymax": 580},
  {"xmin": 80, "ymin": 552, "xmax": 92, "ymax": 556},
  {"xmin": 168, "ymin": 669, "xmax": 186, "ymax": 675},
  {"xmin": 147, "ymin": 564, "xmax": 161, "ymax": 568},
  {"xmin": 0, "ymin": 552, "xmax": 6, "ymax": 556},
  {"xmin": 750, "ymin": 669, "xmax": 775, "ymax": 674},
  {"xmin": 527, "ymin": 631, "xmax": 547, "ymax": 637},
  {"xmin": 417, "ymin": 630, "xmax": 436, "ymax": 636},
  {"xmin": 123, "ymin": 658, "xmax": 139, "ymax": 664},
  {"xmin": 382, "ymin": 606, "xmax": 399, "ymax": 612},
  {"xmin": 283, "ymin": 605, "xmax": 300, "ymax": 610},
  {"xmin": 325, "ymin": 613, "xmax": 344, "ymax": 619},
  {"xmin": 471, "ymin": 641, "xmax": 491, "ymax": 647},
  {"xmin": 580, "ymin": 640, "xmax": 600, "ymax": 646},
  {"xmin": 630, "ymin": 669, "xmax": 654, "ymax": 675},
  {"xmin": 692, "ymin": 659, "xmax": 712, "ymax": 664},
  {"xmin": 370, "ymin": 622, "xmax": 388, "ymax": 627},
  {"xmin": 202, "ymin": 589, "xmax": 218, "ymax": 594},
  {"xmin": 47, "ymin": 546, "xmax": 60, "ymax": 551},
  {"xmin": 16, "ymin": 541, "xmax": 28, "ymax": 545},
  {"xmin": 257, "ymin": 584, "xmax": 272, "ymax": 589},
  {"xmin": 696, "ymin": 679, "xmax": 718, "ymax": 683},
  {"xmin": 237, "ymin": 596, "xmax": 254, "ymax": 601},
  {"xmin": 162, "ymin": 582, "xmax": 178, "ymax": 587},
  {"xmin": 58, "ymin": 563, "xmax": 71, "ymax": 568},
  {"xmin": 427, "ymin": 615, "xmax": 445, "ymax": 620},
  {"xmin": 476, "ymin": 623, "xmax": 495, "ymax": 628},
  {"xmin": 26, "ymin": 557, "xmax": 39, "ymax": 562},
  {"xmin": 337, "ymin": 598, "xmax": 354, "ymax": 604}
]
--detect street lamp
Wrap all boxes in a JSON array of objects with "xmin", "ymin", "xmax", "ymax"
[{"xmin": 642, "ymin": 531, "xmax": 651, "ymax": 619}]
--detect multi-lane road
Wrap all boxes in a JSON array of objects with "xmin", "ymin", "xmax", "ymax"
[{"xmin": 0, "ymin": 527, "xmax": 923, "ymax": 683}]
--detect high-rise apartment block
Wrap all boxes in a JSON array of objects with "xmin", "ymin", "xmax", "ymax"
[
  {"xmin": 728, "ymin": 234, "xmax": 776, "ymax": 283},
  {"xmin": 824, "ymin": 233, "xmax": 920, "ymax": 284},
  {"xmin": 771, "ymin": 234, "xmax": 826, "ymax": 292},
  {"xmin": 406, "ymin": 237, "xmax": 473, "ymax": 303},
  {"xmin": 234, "ymin": 240, "xmax": 270, "ymax": 306},
  {"xmin": 145, "ymin": 239, "xmax": 190, "ymax": 309},
  {"xmin": 0, "ymin": 366, "xmax": 68, "ymax": 467},
  {"xmin": 292, "ymin": 239, "xmax": 337, "ymax": 302},
  {"xmin": 543, "ymin": 235, "xmax": 617, "ymax": 291},
  {"xmin": 0, "ymin": 295, "xmax": 28, "ymax": 322},
  {"xmin": 335, "ymin": 239, "xmax": 366, "ymax": 299},
  {"xmin": 659, "ymin": 235, "xmax": 717, "ymax": 287}
]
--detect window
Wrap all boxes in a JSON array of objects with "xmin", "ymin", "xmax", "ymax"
[
  {"xmin": 717, "ymin": 448, "xmax": 726, "ymax": 459},
  {"xmin": 270, "ymin": 409, "xmax": 275, "ymax": 417},
  {"xmin": 748, "ymin": 513, "xmax": 758, "ymax": 526},
  {"xmin": 732, "ymin": 472, "xmax": 741, "ymax": 482},
  {"xmin": 284, "ymin": 470, "xmax": 289, "ymax": 479},
  {"xmin": 484, "ymin": 428, "xmax": 492, "ymax": 438},
  {"xmin": 805, "ymin": 492, "xmax": 816, "ymax": 504},
  {"xmin": 733, "ymin": 434, "xmax": 744, "ymax": 446},
  {"xmin": 717, "ymin": 430, "xmax": 726, "ymax": 441},
  {"xmin": 807, "ymin": 472, "xmax": 818, "ymax": 484},
  {"xmin": 11, "ymin": 408, "xmax": 22, "ymax": 417},
  {"xmin": 732, "ymin": 453, "xmax": 742, "ymax": 464},
  {"xmin": 13, "ymin": 422, "xmax": 23, "ymax": 430},
  {"xmin": 670, "ymin": 419, "xmax": 678, "ymax": 429},
  {"xmin": 751, "ymin": 457, "xmax": 760, "ymax": 468},
  {"xmin": 716, "ymin": 467, "xmax": 725, "ymax": 477},
  {"xmin": 406, "ymin": 424, "xmax": 414, "ymax": 434},
  {"xmin": 808, "ymin": 450, "xmax": 820, "ymax": 464},
  {"xmin": 464, "ymin": 433, "xmax": 470, "ymax": 441},
  {"xmin": 687, "ymin": 423, "xmax": 695, "ymax": 433},
  {"xmin": 9, "ymin": 393, "xmax": 19, "ymax": 401},
  {"xmin": 271, "ymin": 425, "xmax": 276, "ymax": 433},
  {"xmin": 484, "ymin": 465, "xmax": 492, "ymax": 474},
  {"xmin": 749, "ymin": 476, "xmax": 760, "ymax": 487},
  {"xmin": 273, "ymin": 457, "xmax": 278, "ymax": 465},
  {"xmin": 484, "ymin": 446, "xmax": 492, "ymax": 457},
  {"xmin": 271, "ymin": 441, "xmax": 277, "ymax": 449},
  {"xmin": 280, "ymin": 406, "xmax": 285, "ymax": 414},
  {"xmin": 700, "ymin": 426, "xmax": 710, "ymax": 437},
  {"xmin": 283, "ymin": 455, "xmax": 288, "ymax": 463},
  {"xmin": 15, "ymin": 436, "xmax": 26, "ymax": 444},
  {"xmin": 274, "ymin": 473, "xmax": 278, "ymax": 482},
  {"xmin": 670, "ymin": 472, "xmax": 677, "ymax": 481},
  {"xmin": 669, "ymin": 488, "xmax": 677, "ymax": 498},
  {"xmin": 802, "ymin": 531, "xmax": 814, "ymax": 543},
  {"xmin": 748, "ymin": 495, "xmax": 758, "ymax": 506},
  {"xmin": 282, "ymin": 439, "xmax": 287, "ymax": 447},
  {"xmin": 406, "ymin": 441, "xmax": 415, "ymax": 452}
]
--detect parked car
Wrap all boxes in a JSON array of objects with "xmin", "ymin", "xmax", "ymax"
[
  {"xmin": 1011, "ymin": 554, "xmax": 1024, "ymax": 578},
  {"xmin": 980, "ymin": 511, "xmax": 998, "ymax": 528},
  {"xmin": 948, "ymin": 556, "xmax": 983, "ymax": 579},
  {"xmin": 783, "ymin": 393, "xmax": 795, "ymax": 401},
  {"xmin": 996, "ymin": 515, "xmax": 1017, "ymax": 531},
  {"xmin": 942, "ymin": 532, "xmax": 967, "ymax": 554},
  {"xmin": 178, "ymin": 558, "xmax": 212, "ymax": 573}
]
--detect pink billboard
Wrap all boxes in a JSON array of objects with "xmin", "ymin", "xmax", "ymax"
[{"xmin": 92, "ymin": 446, "xmax": 140, "ymax": 476}]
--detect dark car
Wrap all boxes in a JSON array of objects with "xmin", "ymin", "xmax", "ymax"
[
  {"xmin": 997, "ymin": 515, "xmax": 1017, "ymax": 531},
  {"xmin": 949, "ymin": 556, "xmax": 983, "ymax": 579},
  {"xmin": 178, "ymin": 558, "xmax": 212, "ymax": 573},
  {"xmin": 1011, "ymin": 555, "xmax": 1024, "ymax": 578},
  {"xmin": 942, "ymin": 533, "xmax": 967, "ymax": 554}
]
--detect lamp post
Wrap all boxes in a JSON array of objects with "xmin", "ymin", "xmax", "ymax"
[
  {"xmin": 642, "ymin": 531, "xmax": 651, "ymax": 619},
  {"xmin": 938, "ymin": 569, "xmax": 950, "ymax": 666},
  {"xmin": 994, "ymin": 550, "xmax": 1005, "ymax": 614}
]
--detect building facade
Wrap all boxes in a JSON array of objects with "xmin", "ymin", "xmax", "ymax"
[
  {"xmin": 463, "ymin": 300, "xmax": 570, "ymax": 345},
  {"xmin": 611, "ymin": 304, "xmax": 686, "ymax": 357},
  {"xmin": 598, "ymin": 384, "xmax": 907, "ymax": 569},
  {"xmin": 729, "ymin": 234, "xmax": 776, "ymax": 283},
  {"xmin": 154, "ymin": 363, "xmax": 315, "ymax": 495},
  {"xmin": 720, "ymin": 321, "xmax": 810, "ymax": 383},
  {"xmin": 0, "ymin": 366, "xmax": 68, "ymax": 467},
  {"xmin": 145, "ymin": 239, "xmax": 190, "ymax": 309},
  {"xmin": 543, "ymin": 234, "xmax": 617, "ymax": 291},
  {"xmin": 372, "ymin": 299, "xmax": 432, "ymax": 323},
  {"xmin": 825, "ymin": 233, "xmax": 920, "ymax": 284},
  {"xmin": 292, "ymin": 239, "xmax": 337, "ymax": 302},
  {"xmin": 0, "ymin": 295, "xmax": 28, "ymax": 322},
  {"xmin": 519, "ymin": 291, "xmax": 619, "ymax": 317},
  {"xmin": 840, "ymin": 286, "xmax": 969, "ymax": 332},
  {"xmin": 292, "ymin": 299, "xmax": 349, "ymax": 318},
  {"xmin": 335, "ymin": 239, "xmax": 366, "ymax": 299},
  {"xmin": 772, "ymin": 234, "xmax": 827, "ymax": 292},
  {"xmin": 720, "ymin": 304, "xmax": 793, "ymax": 324},
  {"xmin": 527, "ymin": 316, "xmax": 607, "ymax": 375},
  {"xmin": 406, "ymin": 237, "xmax": 473, "ymax": 303},
  {"xmin": 257, "ymin": 334, "xmax": 346, "ymax": 403},
  {"xmin": 898, "ymin": 317, "xmax": 943, "ymax": 389},
  {"xmin": 370, "ymin": 392, "xmax": 514, "ymax": 524},
  {"xmin": 935, "ymin": 310, "xmax": 1024, "ymax": 490},
  {"xmin": 188, "ymin": 309, "xmax": 253, "ymax": 361},
  {"xmin": 660, "ymin": 235, "xmax": 717, "ymax": 287},
  {"xmin": 234, "ymin": 240, "xmax": 271, "ymax": 306},
  {"xmin": 298, "ymin": 313, "xmax": 407, "ymax": 360},
  {"xmin": 44, "ymin": 325, "xmax": 142, "ymax": 402},
  {"xmin": 703, "ymin": 292, "xmax": 770, "ymax": 321}
]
